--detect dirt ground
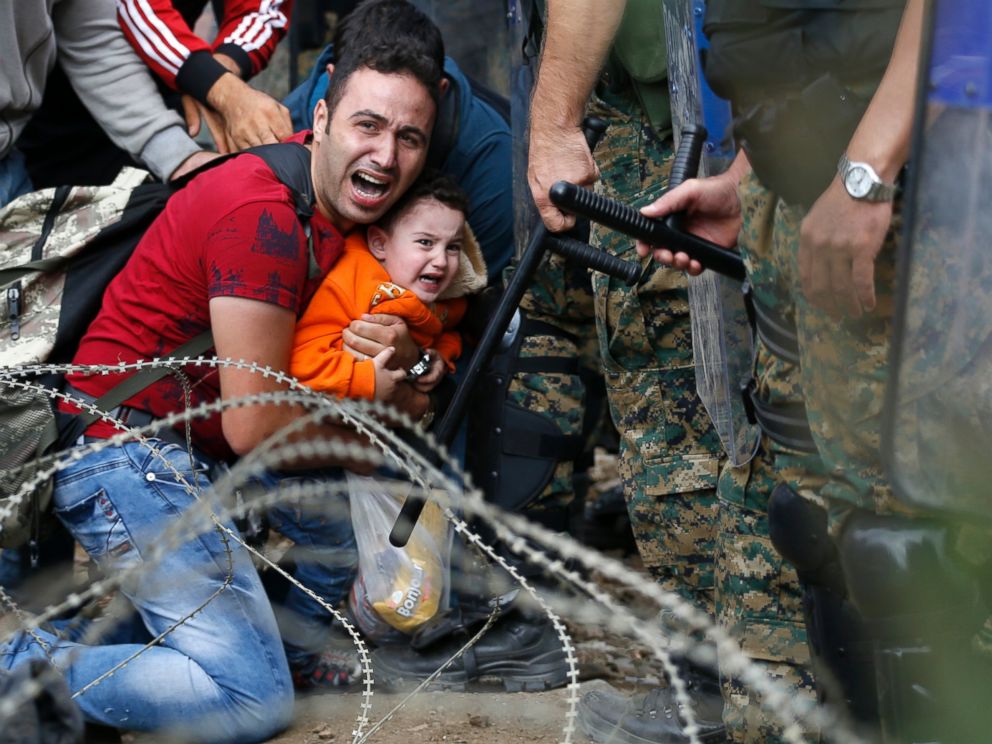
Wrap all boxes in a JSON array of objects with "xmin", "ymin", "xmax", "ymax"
[
  {"xmin": 274, "ymin": 684, "xmax": 600, "ymax": 744},
  {"xmin": 264, "ymin": 608, "xmax": 663, "ymax": 744}
]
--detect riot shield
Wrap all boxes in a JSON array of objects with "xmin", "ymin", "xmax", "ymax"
[
  {"xmin": 662, "ymin": 0, "xmax": 759, "ymax": 466},
  {"xmin": 883, "ymin": 0, "xmax": 992, "ymax": 522},
  {"xmin": 510, "ymin": 0, "xmax": 541, "ymax": 259}
]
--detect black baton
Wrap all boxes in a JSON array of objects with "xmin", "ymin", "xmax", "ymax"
[{"xmin": 549, "ymin": 126, "xmax": 746, "ymax": 281}]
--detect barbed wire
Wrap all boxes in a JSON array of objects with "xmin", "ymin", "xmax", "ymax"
[
  {"xmin": 0, "ymin": 363, "xmax": 515, "ymax": 740},
  {"xmin": 0, "ymin": 358, "xmax": 859, "ymax": 743}
]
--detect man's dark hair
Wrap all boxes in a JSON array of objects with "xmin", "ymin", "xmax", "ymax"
[
  {"xmin": 323, "ymin": 1, "xmax": 444, "ymax": 120},
  {"xmin": 377, "ymin": 169, "xmax": 469, "ymax": 232},
  {"xmin": 334, "ymin": 0, "xmax": 444, "ymax": 69}
]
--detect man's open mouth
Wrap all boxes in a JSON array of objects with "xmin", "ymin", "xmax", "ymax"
[{"xmin": 351, "ymin": 171, "xmax": 390, "ymax": 204}]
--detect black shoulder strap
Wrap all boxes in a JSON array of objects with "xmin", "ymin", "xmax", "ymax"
[
  {"xmin": 248, "ymin": 141, "xmax": 315, "ymax": 209},
  {"xmin": 248, "ymin": 142, "xmax": 320, "ymax": 279},
  {"xmin": 171, "ymin": 142, "xmax": 316, "ymax": 224}
]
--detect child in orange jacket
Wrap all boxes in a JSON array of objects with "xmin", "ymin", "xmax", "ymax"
[{"xmin": 290, "ymin": 170, "xmax": 486, "ymax": 401}]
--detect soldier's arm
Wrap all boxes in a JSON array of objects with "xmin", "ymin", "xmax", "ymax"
[
  {"xmin": 798, "ymin": 0, "xmax": 924, "ymax": 318},
  {"xmin": 528, "ymin": 0, "xmax": 627, "ymax": 232}
]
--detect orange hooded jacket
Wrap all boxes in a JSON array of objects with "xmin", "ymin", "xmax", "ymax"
[{"xmin": 290, "ymin": 233, "xmax": 466, "ymax": 400}]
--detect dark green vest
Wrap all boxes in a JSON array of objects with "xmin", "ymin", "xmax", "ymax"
[
  {"xmin": 532, "ymin": 0, "xmax": 673, "ymax": 137},
  {"xmin": 608, "ymin": 0, "xmax": 672, "ymax": 138},
  {"xmin": 702, "ymin": 0, "xmax": 906, "ymax": 205}
]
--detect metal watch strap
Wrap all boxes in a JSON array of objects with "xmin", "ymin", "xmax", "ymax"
[{"xmin": 838, "ymin": 154, "xmax": 898, "ymax": 202}]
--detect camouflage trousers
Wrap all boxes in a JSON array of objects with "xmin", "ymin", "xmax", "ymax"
[
  {"xmin": 716, "ymin": 449, "xmax": 819, "ymax": 743},
  {"xmin": 738, "ymin": 170, "xmax": 906, "ymax": 522},
  {"xmin": 509, "ymin": 92, "xmax": 722, "ymax": 610},
  {"xmin": 709, "ymin": 171, "xmax": 848, "ymax": 741}
]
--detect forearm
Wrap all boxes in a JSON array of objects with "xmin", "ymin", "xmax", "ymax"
[
  {"xmin": 213, "ymin": 0, "xmax": 293, "ymax": 79},
  {"xmin": 58, "ymin": 0, "xmax": 200, "ymax": 179},
  {"xmin": 844, "ymin": 0, "xmax": 924, "ymax": 182},
  {"xmin": 531, "ymin": 0, "xmax": 627, "ymax": 129},
  {"xmin": 116, "ymin": 0, "xmax": 211, "ymax": 91}
]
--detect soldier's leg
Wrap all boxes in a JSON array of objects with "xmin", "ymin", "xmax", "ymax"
[
  {"xmin": 772, "ymin": 201, "xmax": 992, "ymax": 740},
  {"xmin": 716, "ymin": 172, "xmax": 823, "ymax": 742},
  {"xmin": 589, "ymin": 95, "xmax": 721, "ymax": 613},
  {"xmin": 575, "ymin": 95, "xmax": 726, "ymax": 744},
  {"xmin": 716, "ymin": 453, "xmax": 818, "ymax": 744}
]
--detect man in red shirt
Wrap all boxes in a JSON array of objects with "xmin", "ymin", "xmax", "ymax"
[{"xmin": 1, "ymin": 44, "xmax": 440, "ymax": 740}]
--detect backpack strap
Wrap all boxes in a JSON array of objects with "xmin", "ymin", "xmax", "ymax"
[
  {"xmin": 0, "ymin": 254, "xmax": 77, "ymax": 286},
  {"xmin": 77, "ymin": 330, "xmax": 216, "ymax": 428},
  {"xmin": 30, "ymin": 186, "xmax": 71, "ymax": 262},
  {"xmin": 248, "ymin": 142, "xmax": 321, "ymax": 279},
  {"xmin": 56, "ymin": 330, "xmax": 215, "ymax": 448}
]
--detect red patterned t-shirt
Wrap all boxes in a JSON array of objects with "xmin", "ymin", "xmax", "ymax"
[{"xmin": 67, "ymin": 134, "xmax": 344, "ymax": 460}]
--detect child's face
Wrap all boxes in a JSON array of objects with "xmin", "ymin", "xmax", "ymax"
[{"xmin": 369, "ymin": 198, "xmax": 464, "ymax": 304}]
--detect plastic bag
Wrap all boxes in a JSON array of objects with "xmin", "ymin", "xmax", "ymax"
[{"xmin": 347, "ymin": 472, "xmax": 453, "ymax": 634}]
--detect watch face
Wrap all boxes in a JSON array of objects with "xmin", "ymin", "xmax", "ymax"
[{"xmin": 845, "ymin": 165, "xmax": 873, "ymax": 198}]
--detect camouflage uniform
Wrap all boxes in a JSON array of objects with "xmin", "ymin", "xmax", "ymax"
[
  {"xmin": 724, "ymin": 165, "xmax": 913, "ymax": 740},
  {"xmin": 712, "ymin": 170, "xmax": 828, "ymax": 743},
  {"xmin": 588, "ymin": 92, "xmax": 721, "ymax": 606},
  {"xmin": 716, "ymin": 450, "xmax": 819, "ymax": 743},
  {"xmin": 507, "ymin": 88, "xmax": 722, "ymax": 612},
  {"xmin": 739, "ymin": 170, "xmax": 906, "ymax": 524}
]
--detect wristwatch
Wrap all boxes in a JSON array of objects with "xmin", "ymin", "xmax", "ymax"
[
  {"xmin": 405, "ymin": 349, "xmax": 433, "ymax": 382},
  {"xmin": 837, "ymin": 154, "xmax": 898, "ymax": 202}
]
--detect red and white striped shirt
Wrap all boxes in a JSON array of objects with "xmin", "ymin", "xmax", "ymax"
[{"xmin": 117, "ymin": 0, "xmax": 292, "ymax": 102}]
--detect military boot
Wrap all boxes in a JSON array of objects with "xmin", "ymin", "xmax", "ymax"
[{"xmin": 577, "ymin": 680, "xmax": 726, "ymax": 744}]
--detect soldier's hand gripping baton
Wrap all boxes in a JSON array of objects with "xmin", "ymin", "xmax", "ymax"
[
  {"xmin": 388, "ymin": 116, "xmax": 626, "ymax": 548},
  {"xmin": 549, "ymin": 126, "xmax": 746, "ymax": 282}
]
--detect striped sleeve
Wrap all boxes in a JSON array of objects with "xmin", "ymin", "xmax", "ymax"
[
  {"xmin": 115, "ymin": 0, "xmax": 211, "ymax": 91},
  {"xmin": 214, "ymin": 0, "xmax": 293, "ymax": 80}
]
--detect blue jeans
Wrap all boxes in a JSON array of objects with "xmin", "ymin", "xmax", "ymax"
[
  {"xmin": 0, "ymin": 441, "xmax": 293, "ymax": 743},
  {"xmin": 261, "ymin": 470, "xmax": 358, "ymax": 667},
  {"xmin": 0, "ymin": 149, "xmax": 32, "ymax": 208}
]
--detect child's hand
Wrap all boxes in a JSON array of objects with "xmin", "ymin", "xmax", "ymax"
[
  {"xmin": 412, "ymin": 349, "xmax": 446, "ymax": 393},
  {"xmin": 372, "ymin": 347, "xmax": 407, "ymax": 402}
]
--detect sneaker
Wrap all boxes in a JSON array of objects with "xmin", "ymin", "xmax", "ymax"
[
  {"xmin": 290, "ymin": 647, "xmax": 363, "ymax": 693},
  {"xmin": 577, "ymin": 684, "xmax": 726, "ymax": 744},
  {"xmin": 371, "ymin": 612, "xmax": 569, "ymax": 692}
]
